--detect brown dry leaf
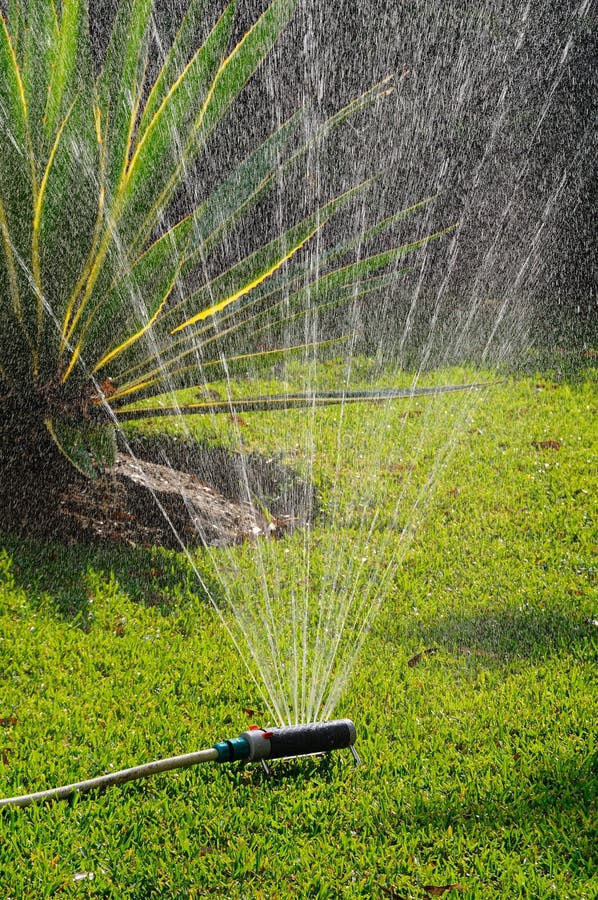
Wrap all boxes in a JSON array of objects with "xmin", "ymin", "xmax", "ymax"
[
  {"xmin": 388, "ymin": 463, "xmax": 416, "ymax": 475},
  {"xmin": 531, "ymin": 440, "xmax": 561, "ymax": 450},
  {"xmin": 424, "ymin": 885, "xmax": 463, "ymax": 897},
  {"xmin": 242, "ymin": 706, "xmax": 256, "ymax": 719},
  {"xmin": 408, "ymin": 648, "xmax": 437, "ymax": 668},
  {"xmin": 100, "ymin": 378, "xmax": 116, "ymax": 397},
  {"xmin": 377, "ymin": 883, "xmax": 408, "ymax": 900},
  {"xmin": 136, "ymin": 568, "xmax": 165, "ymax": 580},
  {"xmin": 0, "ymin": 717, "xmax": 17, "ymax": 727},
  {"xmin": 111, "ymin": 510, "xmax": 135, "ymax": 522}
]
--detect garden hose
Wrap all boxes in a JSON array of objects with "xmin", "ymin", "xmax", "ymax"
[{"xmin": 0, "ymin": 719, "xmax": 357, "ymax": 809}]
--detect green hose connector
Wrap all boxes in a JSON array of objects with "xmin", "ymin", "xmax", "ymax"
[{"xmin": 213, "ymin": 736, "xmax": 251, "ymax": 762}]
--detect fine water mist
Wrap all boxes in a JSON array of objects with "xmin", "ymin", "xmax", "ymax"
[
  {"xmin": 113, "ymin": 0, "xmax": 594, "ymax": 724},
  {"xmin": 3, "ymin": 0, "xmax": 593, "ymax": 727}
]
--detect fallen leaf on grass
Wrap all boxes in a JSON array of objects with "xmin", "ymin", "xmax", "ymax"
[
  {"xmin": 388, "ymin": 463, "xmax": 416, "ymax": 474},
  {"xmin": 377, "ymin": 882, "xmax": 463, "ymax": 899},
  {"xmin": 531, "ymin": 440, "xmax": 561, "ymax": 450},
  {"xmin": 424, "ymin": 885, "xmax": 463, "ymax": 896},
  {"xmin": 0, "ymin": 717, "xmax": 17, "ymax": 727},
  {"xmin": 377, "ymin": 883, "xmax": 408, "ymax": 900},
  {"xmin": 111, "ymin": 510, "xmax": 135, "ymax": 522},
  {"xmin": 407, "ymin": 648, "xmax": 437, "ymax": 668},
  {"xmin": 242, "ymin": 707, "xmax": 256, "ymax": 719}
]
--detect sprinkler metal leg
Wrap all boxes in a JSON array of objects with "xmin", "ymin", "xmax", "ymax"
[
  {"xmin": 349, "ymin": 744, "xmax": 362, "ymax": 767},
  {"xmin": 259, "ymin": 743, "xmax": 361, "ymax": 776}
]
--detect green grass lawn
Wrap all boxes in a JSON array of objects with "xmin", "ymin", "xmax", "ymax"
[{"xmin": 0, "ymin": 367, "xmax": 596, "ymax": 898}]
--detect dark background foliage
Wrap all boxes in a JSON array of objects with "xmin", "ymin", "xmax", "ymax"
[{"xmin": 10, "ymin": 0, "xmax": 595, "ymax": 362}]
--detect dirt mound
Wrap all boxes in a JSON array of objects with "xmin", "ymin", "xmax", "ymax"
[
  {"xmin": 59, "ymin": 453, "xmax": 286, "ymax": 549},
  {"xmin": 1, "ymin": 436, "xmax": 311, "ymax": 550}
]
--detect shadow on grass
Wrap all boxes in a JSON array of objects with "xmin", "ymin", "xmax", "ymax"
[
  {"xmin": 0, "ymin": 529, "xmax": 224, "ymax": 627},
  {"xmin": 419, "ymin": 749, "xmax": 597, "ymax": 869},
  {"xmin": 515, "ymin": 347, "xmax": 598, "ymax": 383},
  {"xmin": 405, "ymin": 603, "xmax": 596, "ymax": 665}
]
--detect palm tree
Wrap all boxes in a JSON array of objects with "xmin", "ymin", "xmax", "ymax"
[{"xmin": 0, "ymin": 0, "xmax": 453, "ymax": 500}]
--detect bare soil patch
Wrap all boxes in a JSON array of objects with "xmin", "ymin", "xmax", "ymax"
[{"xmin": 1, "ymin": 434, "xmax": 314, "ymax": 550}]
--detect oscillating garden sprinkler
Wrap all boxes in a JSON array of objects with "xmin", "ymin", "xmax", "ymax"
[{"xmin": 0, "ymin": 719, "xmax": 359, "ymax": 809}]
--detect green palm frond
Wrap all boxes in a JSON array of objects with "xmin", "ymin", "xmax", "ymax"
[
  {"xmin": 0, "ymin": 0, "xmax": 475, "ymax": 478},
  {"xmin": 116, "ymin": 383, "xmax": 500, "ymax": 420}
]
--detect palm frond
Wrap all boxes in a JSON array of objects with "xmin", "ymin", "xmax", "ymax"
[
  {"xmin": 114, "ymin": 383, "xmax": 500, "ymax": 421},
  {"xmin": 137, "ymin": 0, "xmax": 210, "ymax": 135},
  {"xmin": 118, "ymin": 2, "xmax": 235, "ymax": 251},
  {"xmin": 0, "ymin": 0, "xmax": 464, "ymax": 479},
  {"xmin": 97, "ymin": 0, "xmax": 153, "ymax": 203},
  {"xmin": 21, "ymin": 0, "xmax": 59, "ymax": 158}
]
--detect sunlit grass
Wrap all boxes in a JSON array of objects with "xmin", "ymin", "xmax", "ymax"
[{"xmin": 0, "ymin": 368, "xmax": 596, "ymax": 897}]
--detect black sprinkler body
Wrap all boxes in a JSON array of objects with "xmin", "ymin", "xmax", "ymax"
[{"xmin": 268, "ymin": 718, "xmax": 357, "ymax": 759}]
